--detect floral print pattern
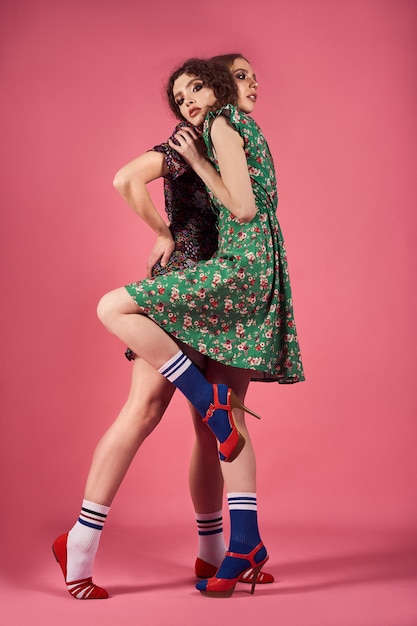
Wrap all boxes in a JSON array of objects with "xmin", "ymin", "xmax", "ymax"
[
  {"xmin": 151, "ymin": 123, "xmax": 218, "ymax": 275},
  {"xmin": 126, "ymin": 108, "xmax": 304, "ymax": 383},
  {"xmin": 125, "ymin": 124, "xmax": 217, "ymax": 362}
]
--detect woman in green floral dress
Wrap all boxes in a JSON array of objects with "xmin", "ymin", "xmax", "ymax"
[
  {"xmin": 127, "ymin": 106, "xmax": 303, "ymax": 383},
  {"xmin": 97, "ymin": 58, "xmax": 304, "ymax": 597}
]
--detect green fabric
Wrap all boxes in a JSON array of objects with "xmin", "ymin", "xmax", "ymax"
[{"xmin": 126, "ymin": 105, "xmax": 304, "ymax": 383}]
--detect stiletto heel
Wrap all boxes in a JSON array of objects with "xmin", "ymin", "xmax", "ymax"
[
  {"xmin": 196, "ymin": 542, "xmax": 269, "ymax": 597},
  {"xmin": 52, "ymin": 533, "xmax": 108, "ymax": 599},
  {"xmin": 229, "ymin": 390, "xmax": 262, "ymax": 420}
]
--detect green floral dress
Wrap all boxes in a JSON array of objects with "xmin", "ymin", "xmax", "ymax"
[{"xmin": 126, "ymin": 105, "xmax": 304, "ymax": 383}]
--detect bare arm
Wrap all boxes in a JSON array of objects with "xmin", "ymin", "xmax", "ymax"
[
  {"xmin": 169, "ymin": 119, "xmax": 256, "ymax": 223},
  {"xmin": 113, "ymin": 151, "xmax": 175, "ymax": 275}
]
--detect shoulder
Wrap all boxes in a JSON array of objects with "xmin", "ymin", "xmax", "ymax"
[
  {"xmin": 210, "ymin": 115, "xmax": 243, "ymax": 151},
  {"xmin": 211, "ymin": 105, "xmax": 256, "ymax": 136},
  {"xmin": 205, "ymin": 105, "xmax": 247, "ymax": 138},
  {"xmin": 152, "ymin": 123, "xmax": 192, "ymax": 178},
  {"xmin": 206, "ymin": 103, "xmax": 242, "ymax": 125}
]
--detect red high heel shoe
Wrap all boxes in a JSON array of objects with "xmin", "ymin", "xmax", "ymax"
[
  {"xmin": 196, "ymin": 542, "xmax": 269, "ymax": 597},
  {"xmin": 195, "ymin": 557, "xmax": 274, "ymax": 584},
  {"xmin": 52, "ymin": 533, "xmax": 108, "ymax": 599},
  {"xmin": 203, "ymin": 384, "xmax": 261, "ymax": 462}
]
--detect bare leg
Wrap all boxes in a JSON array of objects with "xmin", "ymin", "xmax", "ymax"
[
  {"xmin": 52, "ymin": 358, "xmax": 176, "ymax": 598},
  {"xmin": 205, "ymin": 361, "xmax": 255, "ymax": 494},
  {"xmin": 189, "ymin": 404, "xmax": 224, "ymax": 513},
  {"xmin": 84, "ymin": 357, "xmax": 175, "ymax": 506}
]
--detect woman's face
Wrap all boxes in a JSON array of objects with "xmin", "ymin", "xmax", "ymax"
[
  {"xmin": 230, "ymin": 58, "xmax": 258, "ymax": 114},
  {"xmin": 173, "ymin": 73, "xmax": 217, "ymax": 126}
]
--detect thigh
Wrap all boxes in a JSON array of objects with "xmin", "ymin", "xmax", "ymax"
[{"xmin": 205, "ymin": 360, "xmax": 252, "ymax": 400}]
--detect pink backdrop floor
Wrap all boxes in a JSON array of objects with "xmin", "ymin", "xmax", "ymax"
[{"xmin": 2, "ymin": 522, "xmax": 417, "ymax": 626}]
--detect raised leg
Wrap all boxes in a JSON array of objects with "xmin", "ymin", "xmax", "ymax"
[{"xmin": 97, "ymin": 287, "xmax": 253, "ymax": 461}]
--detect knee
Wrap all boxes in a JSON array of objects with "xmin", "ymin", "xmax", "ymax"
[
  {"xmin": 97, "ymin": 291, "xmax": 116, "ymax": 331},
  {"xmin": 129, "ymin": 401, "xmax": 165, "ymax": 437},
  {"xmin": 140, "ymin": 409, "xmax": 163, "ymax": 436}
]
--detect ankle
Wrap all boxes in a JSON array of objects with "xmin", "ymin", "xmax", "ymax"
[
  {"xmin": 196, "ymin": 510, "xmax": 226, "ymax": 566},
  {"xmin": 65, "ymin": 500, "xmax": 110, "ymax": 581}
]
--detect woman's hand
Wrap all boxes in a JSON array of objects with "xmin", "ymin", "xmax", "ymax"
[
  {"xmin": 169, "ymin": 117, "xmax": 256, "ymax": 223},
  {"xmin": 146, "ymin": 231, "xmax": 175, "ymax": 278},
  {"xmin": 168, "ymin": 127, "xmax": 207, "ymax": 168}
]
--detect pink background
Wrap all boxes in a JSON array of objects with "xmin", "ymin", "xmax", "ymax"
[{"xmin": 1, "ymin": 0, "xmax": 416, "ymax": 624}]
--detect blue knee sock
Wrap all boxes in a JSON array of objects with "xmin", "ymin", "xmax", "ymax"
[
  {"xmin": 159, "ymin": 351, "xmax": 239, "ymax": 460},
  {"xmin": 216, "ymin": 493, "xmax": 266, "ymax": 579},
  {"xmin": 158, "ymin": 350, "xmax": 213, "ymax": 417}
]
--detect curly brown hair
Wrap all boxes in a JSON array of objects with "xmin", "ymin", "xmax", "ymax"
[
  {"xmin": 209, "ymin": 53, "xmax": 249, "ymax": 70},
  {"xmin": 166, "ymin": 58, "xmax": 238, "ymax": 121}
]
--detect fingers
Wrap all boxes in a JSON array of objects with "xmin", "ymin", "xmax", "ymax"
[
  {"xmin": 160, "ymin": 249, "xmax": 171, "ymax": 268},
  {"xmin": 179, "ymin": 126, "xmax": 200, "ymax": 140},
  {"xmin": 146, "ymin": 249, "xmax": 163, "ymax": 277},
  {"xmin": 146, "ymin": 235, "xmax": 175, "ymax": 277},
  {"xmin": 170, "ymin": 126, "xmax": 200, "ymax": 147},
  {"xmin": 146, "ymin": 255, "xmax": 158, "ymax": 278}
]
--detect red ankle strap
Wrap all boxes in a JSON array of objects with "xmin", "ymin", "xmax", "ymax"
[
  {"xmin": 203, "ymin": 384, "xmax": 228, "ymax": 422},
  {"xmin": 225, "ymin": 541, "xmax": 264, "ymax": 568}
]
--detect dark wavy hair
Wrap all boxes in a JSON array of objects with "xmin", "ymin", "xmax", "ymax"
[
  {"xmin": 209, "ymin": 53, "xmax": 249, "ymax": 70},
  {"xmin": 166, "ymin": 58, "xmax": 238, "ymax": 121}
]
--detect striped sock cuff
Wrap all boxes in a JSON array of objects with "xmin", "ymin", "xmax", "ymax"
[
  {"xmin": 78, "ymin": 499, "xmax": 110, "ymax": 531},
  {"xmin": 227, "ymin": 492, "xmax": 257, "ymax": 512},
  {"xmin": 158, "ymin": 350, "xmax": 192, "ymax": 383},
  {"xmin": 196, "ymin": 511, "xmax": 224, "ymax": 536}
]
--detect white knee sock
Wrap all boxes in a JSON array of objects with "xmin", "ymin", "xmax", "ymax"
[
  {"xmin": 66, "ymin": 499, "xmax": 110, "ymax": 582},
  {"xmin": 196, "ymin": 510, "xmax": 227, "ymax": 566}
]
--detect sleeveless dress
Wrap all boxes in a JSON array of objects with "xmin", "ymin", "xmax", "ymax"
[{"xmin": 126, "ymin": 106, "xmax": 304, "ymax": 383}]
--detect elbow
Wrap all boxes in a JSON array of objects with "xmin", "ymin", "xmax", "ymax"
[{"xmin": 238, "ymin": 204, "xmax": 257, "ymax": 223}]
